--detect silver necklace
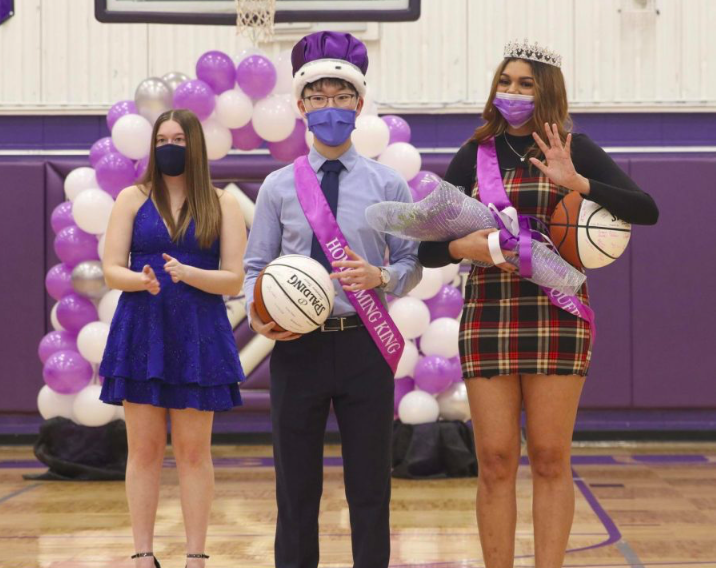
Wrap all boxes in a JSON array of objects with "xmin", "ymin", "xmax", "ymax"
[{"xmin": 503, "ymin": 133, "xmax": 529, "ymax": 163}]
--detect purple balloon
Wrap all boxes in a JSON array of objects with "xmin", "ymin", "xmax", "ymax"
[
  {"xmin": 45, "ymin": 263, "xmax": 74, "ymax": 301},
  {"xmin": 382, "ymin": 115, "xmax": 412, "ymax": 145},
  {"xmin": 236, "ymin": 55, "xmax": 277, "ymax": 99},
  {"xmin": 196, "ymin": 50, "xmax": 236, "ymax": 94},
  {"xmin": 424, "ymin": 285, "xmax": 464, "ymax": 320},
  {"xmin": 96, "ymin": 152, "xmax": 137, "ymax": 198},
  {"xmin": 54, "ymin": 226, "xmax": 100, "ymax": 268},
  {"xmin": 231, "ymin": 122, "xmax": 263, "ymax": 151},
  {"xmin": 447, "ymin": 356, "xmax": 463, "ymax": 383},
  {"xmin": 107, "ymin": 100, "xmax": 137, "ymax": 131},
  {"xmin": 135, "ymin": 156, "xmax": 149, "ymax": 180},
  {"xmin": 408, "ymin": 171, "xmax": 442, "ymax": 202},
  {"xmin": 268, "ymin": 120, "xmax": 309, "ymax": 162},
  {"xmin": 173, "ymin": 79, "xmax": 216, "ymax": 121},
  {"xmin": 56, "ymin": 293, "xmax": 99, "ymax": 333},
  {"xmin": 89, "ymin": 137, "xmax": 117, "ymax": 168},
  {"xmin": 38, "ymin": 331, "xmax": 78, "ymax": 364},
  {"xmin": 50, "ymin": 201, "xmax": 74, "ymax": 235},
  {"xmin": 394, "ymin": 377, "xmax": 415, "ymax": 415},
  {"xmin": 42, "ymin": 350, "xmax": 93, "ymax": 394},
  {"xmin": 414, "ymin": 355, "xmax": 453, "ymax": 394}
]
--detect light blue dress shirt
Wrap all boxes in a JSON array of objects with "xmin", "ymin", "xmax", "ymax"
[{"xmin": 243, "ymin": 144, "xmax": 422, "ymax": 318}]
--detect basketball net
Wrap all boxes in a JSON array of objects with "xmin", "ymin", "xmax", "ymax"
[{"xmin": 235, "ymin": 0, "xmax": 276, "ymax": 44}]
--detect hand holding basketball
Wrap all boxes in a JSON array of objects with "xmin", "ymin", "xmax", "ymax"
[
  {"xmin": 162, "ymin": 253, "xmax": 189, "ymax": 283},
  {"xmin": 141, "ymin": 265, "xmax": 161, "ymax": 295},
  {"xmin": 530, "ymin": 123, "xmax": 589, "ymax": 194},
  {"xmin": 449, "ymin": 229, "xmax": 517, "ymax": 273},
  {"xmin": 249, "ymin": 302, "xmax": 302, "ymax": 341},
  {"xmin": 330, "ymin": 246, "xmax": 382, "ymax": 291}
]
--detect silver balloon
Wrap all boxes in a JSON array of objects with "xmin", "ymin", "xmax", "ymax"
[
  {"xmin": 437, "ymin": 382, "xmax": 471, "ymax": 422},
  {"xmin": 134, "ymin": 77, "xmax": 173, "ymax": 124},
  {"xmin": 162, "ymin": 71, "xmax": 191, "ymax": 93},
  {"xmin": 71, "ymin": 261, "xmax": 108, "ymax": 299}
]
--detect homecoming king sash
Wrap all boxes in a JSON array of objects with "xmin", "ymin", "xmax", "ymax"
[
  {"xmin": 293, "ymin": 156, "xmax": 405, "ymax": 373},
  {"xmin": 476, "ymin": 138, "xmax": 596, "ymax": 333}
]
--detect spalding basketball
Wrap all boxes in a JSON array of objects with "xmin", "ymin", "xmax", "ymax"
[
  {"xmin": 550, "ymin": 192, "xmax": 631, "ymax": 269},
  {"xmin": 254, "ymin": 254, "xmax": 335, "ymax": 334}
]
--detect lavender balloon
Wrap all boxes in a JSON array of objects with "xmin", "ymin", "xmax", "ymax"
[
  {"xmin": 173, "ymin": 79, "xmax": 216, "ymax": 121},
  {"xmin": 231, "ymin": 122, "xmax": 263, "ymax": 151},
  {"xmin": 394, "ymin": 377, "xmax": 415, "ymax": 415},
  {"xmin": 107, "ymin": 100, "xmax": 137, "ymax": 131},
  {"xmin": 56, "ymin": 292, "xmax": 99, "ymax": 333},
  {"xmin": 135, "ymin": 156, "xmax": 149, "ymax": 180},
  {"xmin": 382, "ymin": 115, "xmax": 412, "ymax": 144},
  {"xmin": 54, "ymin": 226, "xmax": 100, "ymax": 268},
  {"xmin": 414, "ymin": 355, "xmax": 453, "ymax": 394},
  {"xmin": 95, "ymin": 152, "xmax": 136, "ymax": 198},
  {"xmin": 50, "ymin": 202, "xmax": 74, "ymax": 235},
  {"xmin": 236, "ymin": 55, "xmax": 277, "ymax": 99},
  {"xmin": 447, "ymin": 356, "xmax": 463, "ymax": 383},
  {"xmin": 408, "ymin": 171, "xmax": 442, "ymax": 202},
  {"xmin": 45, "ymin": 263, "xmax": 74, "ymax": 301},
  {"xmin": 196, "ymin": 50, "xmax": 236, "ymax": 94},
  {"xmin": 42, "ymin": 350, "xmax": 93, "ymax": 394},
  {"xmin": 38, "ymin": 331, "xmax": 77, "ymax": 364},
  {"xmin": 268, "ymin": 120, "xmax": 309, "ymax": 162},
  {"xmin": 89, "ymin": 137, "xmax": 117, "ymax": 168},
  {"xmin": 424, "ymin": 285, "xmax": 464, "ymax": 320}
]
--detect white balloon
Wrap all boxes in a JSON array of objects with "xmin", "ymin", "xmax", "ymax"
[
  {"xmin": 441, "ymin": 263, "xmax": 461, "ymax": 285},
  {"xmin": 398, "ymin": 390, "xmax": 440, "ymax": 425},
  {"xmin": 77, "ymin": 321, "xmax": 110, "ymax": 364},
  {"xmin": 420, "ymin": 317, "xmax": 460, "ymax": 359},
  {"xmin": 389, "ymin": 297, "xmax": 431, "ymax": 340},
  {"xmin": 72, "ymin": 188, "xmax": 115, "ymax": 235},
  {"xmin": 378, "ymin": 142, "xmax": 422, "ymax": 181},
  {"xmin": 73, "ymin": 385, "xmax": 116, "ymax": 427},
  {"xmin": 97, "ymin": 233, "xmax": 106, "ymax": 260},
  {"xmin": 437, "ymin": 382, "xmax": 471, "ymax": 422},
  {"xmin": 408, "ymin": 267, "xmax": 443, "ymax": 300},
  {"xmin": 112, "ymin": 114, "xmax": 153, "ymax": 160},
  {"xmin": 215, "ymin": 89, "xmax": 253, "ymax": 129},
  {"xmin": 202, "ymin": 118, "xmax": 233, "ymax": 160},
  {"xmin": 50, "ymin": 302, "xmax": 65, "ymax": 331},
  {"xmin": 37, "ymin": 385, "xmax": 76, "ymax": 421},
  {"xmin": 281, "ymin": 93, "xmax": 303, "ymax": 119},
  {"xmin": 251, "ymin": 95, "xmax": 295, "ymax": 142},
  {"xmin": 115, "ymin": 405, "xmax": 126, "ymax": 421},
  {"xmin": 352, "ymin": 115, "xmax": 390, "ymax": 158},
  {"xmin": 98, "ymin": 289, "xmax": 122, "ymax": 324},
  {"xmin": 64, "ymin": 167, "xmax": 99, "ymax": 202},
  {"xmin": 362, "ymin": 88, "xmax": 380, "ymax": 115},
  {"xmin": 395, "ymin": 340, "xmax": 419, "ymax": 379},
  {"xmin": 305, "ymin": 129, "xmax": 314, "ymax": 148},
  {"xmin": 272, "ymin": 49, "xmax": 294, "ymax": 95}
]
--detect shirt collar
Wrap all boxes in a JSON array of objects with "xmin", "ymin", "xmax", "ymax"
[{"xmin": 307, "ymin": 144, "xmax": 359, "ymax": 173}]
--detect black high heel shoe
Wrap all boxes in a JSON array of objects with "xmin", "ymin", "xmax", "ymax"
[
  {"xmin": 131, "ymin": 552, "xmax": 161, "ymax": 568},
  {"xmin": 186, "ymin": 553, "xmax": 209, "ymax": 567}
]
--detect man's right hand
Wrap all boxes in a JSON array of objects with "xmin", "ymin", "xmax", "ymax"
[{"xmin": 249, "ymin": 302, "xmax": 302, "ymax": 341}]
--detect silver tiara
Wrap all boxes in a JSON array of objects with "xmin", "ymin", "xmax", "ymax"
[{"xmin": 504, "ymin": 39, "xmax": 562, "ymax": 68}]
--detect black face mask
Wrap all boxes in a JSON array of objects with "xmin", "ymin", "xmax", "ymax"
[{"xmin": 155, "ymin": 144, "xmax": 186, "ymax": 176}]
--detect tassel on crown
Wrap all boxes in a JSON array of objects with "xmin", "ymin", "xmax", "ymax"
[{"xmin": 504, "ymin": 39, "xmax": 562, "ymax": 68}]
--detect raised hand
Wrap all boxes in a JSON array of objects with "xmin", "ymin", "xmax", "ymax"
[{"xmin": 529, "ymin": 123, "xmax": 589, "ymax": 194}]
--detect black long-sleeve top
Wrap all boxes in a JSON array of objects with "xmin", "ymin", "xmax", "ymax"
[{"xmin": 418, "ymin": 132, "xmax": 660, "ymax": 268}]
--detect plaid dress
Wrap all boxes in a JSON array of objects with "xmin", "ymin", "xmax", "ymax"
[{"xmin": 460, "ymin": 166, "xmax": 593, "ymax": 379}]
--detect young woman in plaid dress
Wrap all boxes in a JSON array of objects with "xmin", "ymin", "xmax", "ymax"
[{"xmin": 419, "ymin": 44, "xmax": 658, "ymax": 568}]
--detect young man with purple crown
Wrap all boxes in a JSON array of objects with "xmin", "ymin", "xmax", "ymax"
[{"xmin": 243, "ymin": 31, "xmax": 422, "ymax": 568}]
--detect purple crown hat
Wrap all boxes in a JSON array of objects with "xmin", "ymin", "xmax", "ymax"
[{"xmin": 291, "ymin": 31, "xmax": 369, "ymax": 99}]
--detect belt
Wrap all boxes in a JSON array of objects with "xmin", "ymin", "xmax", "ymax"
[{"xmin": 320, "ymin": 315, "xmax": 364, "ymax": 332}]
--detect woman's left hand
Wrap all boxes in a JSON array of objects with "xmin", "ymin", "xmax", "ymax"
[
  {"xmin": 330, "ymin": 246, "xmax": 382, "ymax": 291},
  {"xmin": 530, "ymin": 123, "xmax": 590, "ymax": 194},
  {"xmin": 162, "ymin": 253, "xmax": 190, "ymax": 283}
]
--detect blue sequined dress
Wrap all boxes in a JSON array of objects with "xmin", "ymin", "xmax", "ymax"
[{"xmin": 99, "ymin": 196, "xmax": 244, "ymax": 411}]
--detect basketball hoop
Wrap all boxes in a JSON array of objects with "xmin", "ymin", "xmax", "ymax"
[{"xmin": 235, "ymin": 0, "xmax": 276, "ymax": 44}]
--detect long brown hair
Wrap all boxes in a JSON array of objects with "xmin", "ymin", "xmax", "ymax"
[
  {"xmin": 140, "ymin": 109, "xmax": 221, "ymax": 249},
  {"xmin": 471, "ymin": 58, "xmax": 572, "ymax": 159}
]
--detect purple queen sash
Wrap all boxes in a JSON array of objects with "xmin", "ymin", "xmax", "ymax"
[
  {"xmin": 293, "ymin": 156, "xmax": 405, "ymax": 374},
  {"xmin": 476, "ymin": 138, "xmax": 596, "ymax": 333}
]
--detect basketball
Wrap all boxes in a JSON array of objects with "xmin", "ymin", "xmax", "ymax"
[
  {"xmin": 253, "ymin": 254, "xmax": 335, "ymax": 334},
  {"xmin": 550, "ymin": 192, "xmax": 632, "ymax": 269}
]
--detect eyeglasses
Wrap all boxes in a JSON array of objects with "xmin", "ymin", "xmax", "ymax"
[{"xmin": 303, "ymin": 94, "xmax": 357, "ymax": 109}]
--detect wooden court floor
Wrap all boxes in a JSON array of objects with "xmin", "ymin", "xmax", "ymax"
[{"xmin": 0, "ymin": 442, "xmax": 715, "ymax": 568}]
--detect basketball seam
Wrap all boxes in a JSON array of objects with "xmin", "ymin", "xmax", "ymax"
[
  {"xmin": 262, "ymin": 272, "xmax": 322, "ymax": 328},
  {"xmin": 554, "ymin": 198, "xmax": 569, "ymax": 250},
  {"xmin": 266, "ymin": 263, "xmax": 332, "ymax": 307},
  {"xmin": 550, "ymin": 223, "xmax": 631, "ymax": 232},
  {"xmin": 584, "ymin": 207, "xmax": 625, "ymax": 261}
]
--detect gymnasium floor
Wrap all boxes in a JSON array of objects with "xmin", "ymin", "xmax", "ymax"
[{"xmin": 1, "ymin": 442, "xmax": 715, "ymax": 568}]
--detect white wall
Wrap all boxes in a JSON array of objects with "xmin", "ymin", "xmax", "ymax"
[{"xmin": 0, "ymin": 0, "xmax": 714, "ymax": 114}]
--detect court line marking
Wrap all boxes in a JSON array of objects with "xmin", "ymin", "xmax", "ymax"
[{"xmin": 0, "ymin": 483, "xmax": 41, "ymax": 505}]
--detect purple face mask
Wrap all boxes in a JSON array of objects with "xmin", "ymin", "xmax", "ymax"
[{"xmin": 493, "ymin": 92, "xmax": 535, "ymax": 129}]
